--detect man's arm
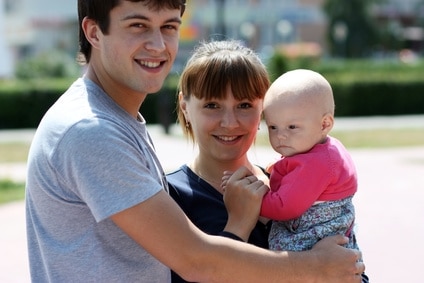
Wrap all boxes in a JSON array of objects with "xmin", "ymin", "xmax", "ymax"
[{"xmin": 111, "ymin": 190, "xmax": 364, "ymax": 283}]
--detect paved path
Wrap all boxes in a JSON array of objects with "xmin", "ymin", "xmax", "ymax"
[{"xmin": 1, "ymin": 115, "xmax": 424, "ymax": 282}]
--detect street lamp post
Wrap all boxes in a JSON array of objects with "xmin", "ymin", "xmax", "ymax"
[
  {"xmin": 216, "ymin": 0, "xmax": 226, "ymax": 38},
  {"xmin": 333, "ymin": 21, "xmax": 348, "ymax": 58}
]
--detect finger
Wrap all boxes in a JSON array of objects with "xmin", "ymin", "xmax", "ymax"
[
  {"xmin": 246, "ymin": 175, "xmax": 258, "ymax": 184},
  {"xmin": 222, "ymin": 170, "xmax": 234, "ymax": 176},
  {"xmin": 356, "ymin": 250, "xmax": 363, "ymax": 262},
  {"xmin": 228, "ymin": 166, "xmax": 254, "ymax": 181},
  {"xmin": 221, "ymin": 180, "xmax": 227, "ymax": 190},
  {"xmin": 354, "ymin": 273, "xmax": 362, "ymax": 283},
  {"xmin": 247, "ymin": 181, "xmax": 268, "ymax": 197},
  {"xmin": 328, "ymin": 234, "xmax": 349, "ymax": 246},
  {"xmin": 221, "ymin": 175, "xmax": 229, "ymax": 184},
  {"xmin": 356, "ymin": 260, "xmax": 365, "ymax": 274}
]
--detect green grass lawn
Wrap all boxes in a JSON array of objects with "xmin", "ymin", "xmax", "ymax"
[
  {"xmin": 0, "ymin": 143, "xmax": 28, "ymax": 204},
  {"xmin": 0, "ymin": 142, "xmax": 30, "ymax": 163},
  {"xmin": 1, "ymin": 127, "xmax": 423, "ymax": 205},
  {"xmin": 255, "ymin": 128, "xmax": 424, "ymax": 149},
  {"xmin": 0, "ymin": 180, "xmax": 25, "ymax": 205},
  {"xmin": 332, "ymin": 128, "xmax": 424, "ymax": 148}
]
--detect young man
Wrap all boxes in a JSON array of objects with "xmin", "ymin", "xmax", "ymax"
[{"xmin": 25, "ymin": 1, "xmax": 365, "ymax": 282}]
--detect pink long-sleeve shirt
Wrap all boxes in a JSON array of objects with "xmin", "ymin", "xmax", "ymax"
[{"xmin": 260, "ymin": 136, "xmax": 357, "ymax": 221}]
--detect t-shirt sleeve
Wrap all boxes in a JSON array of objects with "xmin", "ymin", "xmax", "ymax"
[{"xmin": 53, "ymin": 118, "xmax": 163, "ymax": 222}]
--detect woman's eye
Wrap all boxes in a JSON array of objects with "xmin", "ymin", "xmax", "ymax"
[
  {"xmin": 204, "ymin": 103, "xmax": 218, "ymax": 109},
  {"xmin": 239, "ymin": 102, "xmax": 252, "ymax": 109}
]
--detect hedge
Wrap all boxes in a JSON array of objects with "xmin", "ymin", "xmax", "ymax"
[
  {"xmin": 331, "ymin": 80, "xmax": 424, "ymax": 116},
  {"xmin": 0, "ymin": 77, "xmax": 179, "ymax": 129},
  {"xmin": 0, "ymin": 79, "xmax": 72, "ymax": 128}
]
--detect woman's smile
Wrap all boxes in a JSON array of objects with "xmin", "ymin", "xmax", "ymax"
[{"xmin": 214, "ymin": 134, "xmax": 243, "ymax": 143}]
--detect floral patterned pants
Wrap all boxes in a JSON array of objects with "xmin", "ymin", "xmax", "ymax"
[{"xmin": 268, "ymin": 196, "xmax": 360, "ymax": 252}]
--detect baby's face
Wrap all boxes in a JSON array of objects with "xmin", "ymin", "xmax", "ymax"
[{"xmin": 264, "ymin": 97, "xmax": 327, "ymax": 157}]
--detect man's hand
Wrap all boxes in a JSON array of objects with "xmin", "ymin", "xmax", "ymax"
[{"xmin": 309, "ymin": 235, "xmax": 365, "ymax": 283}]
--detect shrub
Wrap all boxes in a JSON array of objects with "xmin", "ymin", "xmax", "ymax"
[{"xmin": 15, "ymin": 51, "xmax": 81, "ymax": 79}]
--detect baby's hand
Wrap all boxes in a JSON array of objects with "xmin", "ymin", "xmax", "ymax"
[
  {"xmin": 265, "ymin": 162, "xmax": 275, "ymax": 174},
  {"xmin": 221, "ymin": 171, "xmax": 233, "ymax": 191}
]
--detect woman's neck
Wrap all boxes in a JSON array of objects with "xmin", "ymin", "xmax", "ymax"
[{"xmin": 189, "ymin": 155, "xmax": 255, "ymax": 193}]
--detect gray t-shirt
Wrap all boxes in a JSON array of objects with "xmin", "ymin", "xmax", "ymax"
[{"xmin": 26, "ymin": 77, "xmax": 170, "ymax": 282}]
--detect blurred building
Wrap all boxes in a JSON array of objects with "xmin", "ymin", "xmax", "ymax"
[
  {"xmin": 191, "ymin": 0, "xmax": 326, "ymax": 47},
  {"xmin": 1, "ymin": 0, "xmax": 423, "ymax": 78},
  {"xmin": 1, "ymin": 0, "xmax": 77, "ymax": 78},
  {"xmin": 180, "ymin": 0, "xmax": 326, "ymax": 65},
  {"xmin": 373, "ymin": 0, "xmax": 424, "ymax": 52},
  {"xmin": 0, "ymin": 0, "xmax": 12, "ymax": 77}
]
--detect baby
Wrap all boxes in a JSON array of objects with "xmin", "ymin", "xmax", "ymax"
[{"xmin": 261, "ymin": 69, "xmax": 362, "ymax": 253}]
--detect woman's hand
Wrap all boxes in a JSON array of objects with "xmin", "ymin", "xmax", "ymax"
[{"xmin": 221, "ymin": 166, "xmax": 269, "ymax": 241}]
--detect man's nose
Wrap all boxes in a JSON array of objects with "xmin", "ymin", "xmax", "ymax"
[{"xmin": 145, "ymin": 29, "xmax": 166, "ymax": 52}]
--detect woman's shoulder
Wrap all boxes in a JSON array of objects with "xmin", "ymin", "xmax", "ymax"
[
  {"xmin": 166, "ymin": 164, "xmax": 191, "ymax": 180},
  {"xmin": 166, "ymin": 164, "xmax": 195, "ymax": 195}
]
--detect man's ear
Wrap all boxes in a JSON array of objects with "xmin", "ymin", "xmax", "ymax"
[
  {"xmin": 82, "ymin": 17, "xmax": 101, "ymax": 49},
  {"xmin": 321, "ymin": 113, "xmax": 334, "ymax": 135}
]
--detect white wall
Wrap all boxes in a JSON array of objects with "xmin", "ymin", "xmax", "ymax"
[{"xmin": 0, "ymin": 0, "xmax": 14, "ymax": 78}]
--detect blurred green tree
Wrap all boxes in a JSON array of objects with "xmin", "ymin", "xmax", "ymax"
[{"xmin": 323, "ymin": 0, "xmax": 381, "ymax": 58}]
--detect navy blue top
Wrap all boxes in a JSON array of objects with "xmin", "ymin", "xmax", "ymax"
[{"xmin": 167, "ymin": 165, "xmax": 271, "ymax": 283}]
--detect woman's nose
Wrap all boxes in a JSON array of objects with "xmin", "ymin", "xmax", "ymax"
[{"xmin": 220, "ymin": 110, "xmax": 238, "ymax": 128}]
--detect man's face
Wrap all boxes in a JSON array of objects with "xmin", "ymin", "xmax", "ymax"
[{"xmin": 93, "ymin": 1, "xmax": 182, "ymax": 97}]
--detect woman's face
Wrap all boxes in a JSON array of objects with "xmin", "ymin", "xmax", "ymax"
[{"xmin": 181, "ymin": 87, "xmax": 263, "ymax": 163}]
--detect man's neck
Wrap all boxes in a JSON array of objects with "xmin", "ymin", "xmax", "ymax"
[{"xmin": 85, "ymin": 64, "xmax": 146, "ymax": 119}]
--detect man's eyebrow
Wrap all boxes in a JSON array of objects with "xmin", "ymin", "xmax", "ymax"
[
  {"xmin": 165, "ymin": 17, "xmax": 182, "ymax": 25},
  {"xmin": 121, "ymin": 14, "xmax": 182, "ymax": 25}
]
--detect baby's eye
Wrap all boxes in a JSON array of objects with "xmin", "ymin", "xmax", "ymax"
[
  {"xmin": 288, "ymin": 125, "xmax": 297, "ymax": 130},
  {"xmin": 268, "ymin": 125, "xmax": 277, "ymax": 130}
]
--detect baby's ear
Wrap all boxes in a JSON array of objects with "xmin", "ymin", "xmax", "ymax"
[{"xmin": 321, "ymin": 113, "xmax": 334, "ymax": 134}]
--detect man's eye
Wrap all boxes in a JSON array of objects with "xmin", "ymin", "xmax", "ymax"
[
  {"xmin": 163, "ymin": 25, "xmax": 178, "ymax": 31},
  {"xmin": 130, "ymin": 22, "xmax": 145, "ymax": 28}
]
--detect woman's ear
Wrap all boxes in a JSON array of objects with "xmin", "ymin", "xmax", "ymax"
[
  {"xmin": 321, "ymin": 113, "xmax": 334, "ymax": 135},
  {"xmin": 178, "ymin": 92, "xmax": 189, "ymax": 121}
]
